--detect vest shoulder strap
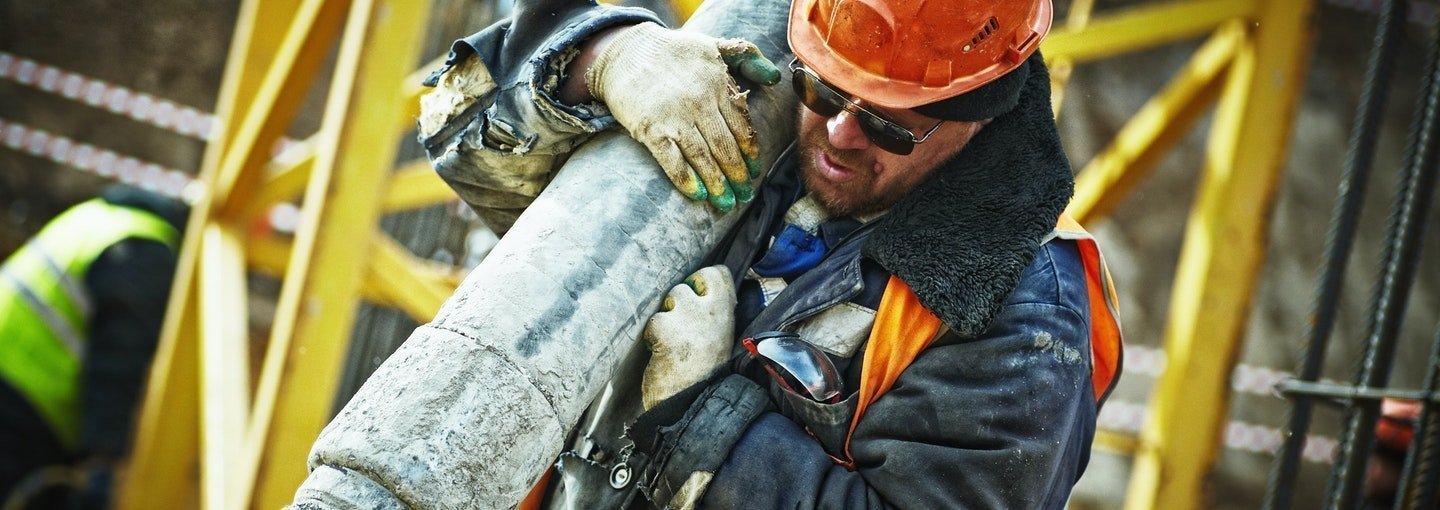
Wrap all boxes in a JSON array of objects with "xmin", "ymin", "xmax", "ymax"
[
  {"xmin": 1051, "ymin": 214, "xmax": 1124, "ymax": 404},
  {"xmin": 833, "ymin": 276, "xmax": 941, "ymax": 467}
]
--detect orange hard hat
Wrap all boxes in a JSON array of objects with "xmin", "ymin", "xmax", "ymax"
[{"xmin": 788, "ymin": 0, "xmax": 1052, "ymax": 111}]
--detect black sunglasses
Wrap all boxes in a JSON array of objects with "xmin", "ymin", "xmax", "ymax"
[{"xmin": 789, "ymin": 59, "xmax": 944, "ymax": 156}]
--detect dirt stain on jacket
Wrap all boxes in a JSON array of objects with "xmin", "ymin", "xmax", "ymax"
[{"xmin": 1032, "ymin": 331, "xmax": 1082, "ymax": 365}]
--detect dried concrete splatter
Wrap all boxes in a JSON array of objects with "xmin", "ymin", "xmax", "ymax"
[{"xmin": 1032, "ymin": 331, "xmax": 1082, "ymax": 365}]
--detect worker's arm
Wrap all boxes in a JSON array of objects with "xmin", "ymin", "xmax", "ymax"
[
  {"xmin": 79, "ymin": 238, "xmax": 177, "ymax": 460},
  {"xmin": 422, "ymin": 5, "xmax": 780, "ymax": 230},
  {"xmin": 419, "ymin": 1, "xmax": 663, "ymax": 233}
]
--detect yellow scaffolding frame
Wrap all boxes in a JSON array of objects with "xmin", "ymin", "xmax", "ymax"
[
  {"xmin": 114, "ymin": 0, "xmax": 1316, "ymax": 508},
  {"xmin": 116, "ymin": 0, "xmax": 447, "ymax": 508},
  {"xmin": 1045, "ymin": 0, "xmax": 1315, "ymax": 508}
]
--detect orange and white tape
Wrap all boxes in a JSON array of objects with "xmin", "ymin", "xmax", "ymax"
[
  {"xmin": 1124, "ymin": 344, "xmax": 1338, "ymax": 399},
  {"xmin": 0, "ymin": 51, "xmax": 307, "ymax": 199},
  {"xmin": 0, "ymin": 118, "xmax": 197, "ymax": 202},
  {"xmin": 0, "ymin": 51, "xmax": 216, "ymax": 141},
  {"xmin": 1104, "ymin": 345, "xmax": 1346, "ymax": 463},
  {"xmin": 1098, "ymin": 398, "xmax": 1339, "ymax": 464}
]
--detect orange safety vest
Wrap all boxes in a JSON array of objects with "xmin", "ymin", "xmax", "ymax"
[{"xmin": 833, "ymin": 214, "xmax": 1123, "ymax": 468}]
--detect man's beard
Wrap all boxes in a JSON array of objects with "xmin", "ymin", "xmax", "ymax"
[{"xmin": 796, "ymin": 114, "xmax": 909, "ymax": 217}]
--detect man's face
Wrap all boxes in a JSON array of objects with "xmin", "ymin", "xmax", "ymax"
[{"xmin": 796, "ymin": 99, "xmax": 985, "ymax": 217}]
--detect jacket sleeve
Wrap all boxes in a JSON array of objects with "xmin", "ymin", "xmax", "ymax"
[
  {"xmin": 419, "ymin": 0, "xmax": 661, "ymax": 233},
  {"xmin": 701, "ymin": 300, "xmax": 1098, "ymax": 509},
  {"xmin": 78, "ymin": 238, "xmax": 177, "ymax": 459}
]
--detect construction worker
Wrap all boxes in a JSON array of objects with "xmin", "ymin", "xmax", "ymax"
[
  {"xmin": 0, "ymin": 185, "xmax": 185, "ymax": 508},
  {"xmin": 422, "ymin": 0, "xmax": 1121, "ymax": 507}
]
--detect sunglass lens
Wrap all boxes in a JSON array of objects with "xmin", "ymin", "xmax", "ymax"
[
  {"xmin": 791, "ymin": 66, "xmax": 918, "ymax": 156},
  {"xmin": 859, "ymin": 120, "xmax": 915, "ymax": 155},
  {"xmin": 792, "ymin": 68, "xmax": 842, "ymax": 117}
]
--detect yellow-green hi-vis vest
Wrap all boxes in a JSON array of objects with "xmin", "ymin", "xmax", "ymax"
[{"xmin": 0, "ymin": 199, "xmax": 179, "ymax": 448}]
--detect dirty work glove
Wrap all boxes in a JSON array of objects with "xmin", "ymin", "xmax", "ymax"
[
  {"xmin": 627, "ymin": 374, "xmax": 772, "ymax": 510},
  {"xmin": 586, "ymin": 22, "xmax": 781, "ymax": 212},
  {"xmin": 642, "ymin": 265, "xmax": 738, "ymax": 411}
]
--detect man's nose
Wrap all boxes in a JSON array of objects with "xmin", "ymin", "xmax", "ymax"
[{"xmin": 826, "ymin": 110, "xmax": 871, "ymax": 151}]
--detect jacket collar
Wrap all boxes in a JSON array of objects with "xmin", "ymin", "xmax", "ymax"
[{"xmin": 862, "ymin": 53, "xmax": 1074, "ymax": 338}]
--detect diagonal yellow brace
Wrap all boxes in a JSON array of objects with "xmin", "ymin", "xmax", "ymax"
[
  {"xmin": 211, "ymin": 0, "xmax": 353, "ymax": 220},
  {"xmin": 1049, "ymin": 0, "xmax": 1094, "ymax": 117},
  {"xmin": 1124, "ymin": 1, "xmax": 1316, "ymax": 508},
  {"xmin": 1066, "ymin": 24, "xmax": 1240, "ymax": 225},
  {"xmin": 246, "ymin": 231, "xmax": 444, "ymax": 311},
  {"xmin": 117, "ymin": 0, "xmax": 301, "ymax": 506},
  {"xmin": 202, "ymin": 0, "xmax": 299, "ymax": 172},
  {"xmin": 383, "ymin": 160, "xmax": 459, "ymax": 213},
  {"xmin": 240, "ymin": 141, "xmax": 318, "ymax": 222},
  {"xmin": 239, "ymin": 56, "xmax": 447, "ymax": 224},
  {"xmin": 366, "ymin": 233, "xmax": 459, "ymax": 322},
  {"xmin": 240, "ymin": 0, "xmax": 433, "ymax": 506},
  {"xmin": 1043, "ymin": 0, "xmax": 1256, "ymax": 65},
  {"xmin": 246, "ymin": 230, "xmax": 458, "ymax": 317}
]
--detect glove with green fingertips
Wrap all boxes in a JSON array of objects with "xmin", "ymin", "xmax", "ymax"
[{"xmin": 586, "ymin": 22, "xmax": 780, "ymax": 212}]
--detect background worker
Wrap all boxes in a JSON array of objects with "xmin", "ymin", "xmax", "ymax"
[
  {"xmin": 0, "ymin": 184, "xmax": 186, "ymax": 509},
  {"xmin": 421, "ymin": 0, "xmax": 1121, "ymax": 507}
]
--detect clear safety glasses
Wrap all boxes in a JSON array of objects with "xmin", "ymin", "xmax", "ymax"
[
  {"xmin": 742, "ymin": 331, "xmax": 844, "ymax": 404},
  {"xmin": 789, "ymin": 59, "xmax": 945, "ymax": 156}
]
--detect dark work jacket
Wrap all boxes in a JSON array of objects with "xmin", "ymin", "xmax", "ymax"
[
  {"xmin": 694, "ymin": 148, "xmax": 1096, "ymax": 509},
  {"xmin": 423, "ymin": 0, "xmax": 1105, "ymax": 506},
  {"xmin": 79, "ymin": 186, "xmax": 183, "ymax": 458}
]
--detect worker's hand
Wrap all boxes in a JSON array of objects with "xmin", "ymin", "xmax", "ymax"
[
  {"xmin": 586, "ymin": 22, "xmax": 781, "ymax": 212},
  {"xmin": 641, "ymin": 265, "xmax": 737, "ymax": 411}
]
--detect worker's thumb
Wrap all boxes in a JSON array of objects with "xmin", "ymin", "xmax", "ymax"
[
  {"xmin": 644, "ymin": 266, "xmax": 734, "ymax": 354},
  {"xmin": 645, "ymin": 283, "xmax": 700, "ymax": 349},
  {"xmin": 719, "ymin": 39, "xmax": 781, "ymax": 86},
  {"xmin": 684, "ymin": 265, "xmax": 734, "ymax": 298}
]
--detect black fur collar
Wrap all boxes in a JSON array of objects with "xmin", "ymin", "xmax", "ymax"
[{"xmin": 862, "ymin": 53, "xmax": 1074, "ymax": 338}]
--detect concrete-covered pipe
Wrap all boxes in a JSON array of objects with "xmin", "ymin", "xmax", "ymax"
[{"xmin": 290, "ymin": 0, "xmax": 794, "ymax": 507}]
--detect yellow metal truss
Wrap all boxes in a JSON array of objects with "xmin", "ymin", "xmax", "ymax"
[
  {"xmin": 115, "ymin": 0, "xmax": 1316, "ymax": 508},
  {"xmin": 116, "ymin": 0, "xmax": 447, "ymax": 508},
  {"xmin": 1046, "ymin": 0, "xmax": 1315, "ymax": 508}
]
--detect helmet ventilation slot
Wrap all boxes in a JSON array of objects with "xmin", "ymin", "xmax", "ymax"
[{"xmin": 966, "ymin": 17, "xmax": 1001, "ymax": 52}]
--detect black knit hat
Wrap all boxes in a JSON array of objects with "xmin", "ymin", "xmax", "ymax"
[{"xmin": 912, "ymin": 52, "xmax": 1038, "ymax": 122}]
